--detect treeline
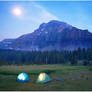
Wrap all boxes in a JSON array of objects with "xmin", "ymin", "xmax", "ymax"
[{"xmin": 0, "ymin": 48, "xmax": 92, "ymax": 65}]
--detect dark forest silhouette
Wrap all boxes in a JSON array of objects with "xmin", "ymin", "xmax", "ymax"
[{"xmin": 0, "ymin": 48, "xmax": 92, "ymax": 66}]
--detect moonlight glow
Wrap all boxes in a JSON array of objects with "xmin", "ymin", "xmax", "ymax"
[{"xmin": 12, "ymin": 7, "xmax": 22, "ymax": 16}]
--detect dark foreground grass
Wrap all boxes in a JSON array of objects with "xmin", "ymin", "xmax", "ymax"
[{"xmin": 0, "ymin": 65, "xmax": 92, "ymax": 91}]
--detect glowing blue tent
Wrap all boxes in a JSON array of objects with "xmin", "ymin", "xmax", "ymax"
[
  {"xmin": 36, "ymin": 72, "xmax": 51, "ymax": 83},
  {"xmin": 17, "ymin": 72, "xmax": 29, "ymax": 82}
]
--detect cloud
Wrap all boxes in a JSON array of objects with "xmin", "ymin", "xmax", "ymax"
[{"xmin": 20, "ymin": 2, "xmax": 59, "ymax": 24}]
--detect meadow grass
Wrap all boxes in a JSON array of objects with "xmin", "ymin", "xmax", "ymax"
[{"xmin": 0, "ymin": 65, "xmax": 92, "ymax": 91}]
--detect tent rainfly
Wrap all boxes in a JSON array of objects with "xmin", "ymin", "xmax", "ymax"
[
  {"xmin": 36, "ymin": 72, "xmax": 51, "ymax": 83},
  {"xmin": 17, "ymin": 72, "xmax": 29, "ymax": 82}
]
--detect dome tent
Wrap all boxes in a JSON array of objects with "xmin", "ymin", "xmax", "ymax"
[
  {"xmin": 17, "ymin": 72, "xmax": 29, "ymax": 82},
  {"xmin": 36, "ymin": 72, "xmax": 51, "ymax": 83}
]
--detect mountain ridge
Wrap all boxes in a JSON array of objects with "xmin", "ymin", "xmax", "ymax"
[{"xmin": 0, "ymin": 20, "xmax": 92, "ymax": 51}]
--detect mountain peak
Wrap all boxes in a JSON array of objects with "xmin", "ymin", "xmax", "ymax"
[
  {"xmin": 48, "ymin": 20, "xmax": 69, "ymax": 25},
  {"xmin": 39, "ymin": 23, "xmax": 47, "ymax": 28},
  {"xmin": 0, "ymin": 20, "xmax": 92, "ymax": 51},
  {"xmin": 48, "ymin": 20, "xmax": 61, "ymax": 23}
]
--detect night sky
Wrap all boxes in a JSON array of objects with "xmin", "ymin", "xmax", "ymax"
[{"xmin": 0, "ymin": 1, "xmax": 92, "ymax": 41}]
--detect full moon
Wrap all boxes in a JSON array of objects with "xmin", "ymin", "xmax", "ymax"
[{"xmin": 12, "ymin": 7, "xmax": 22, "ymax": 16}]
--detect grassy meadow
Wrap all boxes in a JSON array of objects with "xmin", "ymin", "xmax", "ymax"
[{"xmin": 0, "ymin": 65, "xmax": 92, "ymax": 91}]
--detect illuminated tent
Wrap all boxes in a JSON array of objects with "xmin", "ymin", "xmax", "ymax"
[
  {"xmin": 17, "ymin": 72, "xmax": 29, "ymax": 82},
  {"xmin": 36, "ymin": 72, "xmax": 51, "ymax": 83}
]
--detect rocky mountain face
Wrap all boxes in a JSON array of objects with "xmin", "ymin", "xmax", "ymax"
[
  {"xmin": 0, "ymin": 20, "xmax": 92, "ymax": 51},
  {"xmin": 0, "ymin": 39, "xmax": 15, "ymax": 49}
]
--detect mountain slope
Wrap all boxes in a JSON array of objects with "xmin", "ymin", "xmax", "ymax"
[
  {"xmin": 0, "ymin": 39, "xmax": 15, "ymax": 49},
  {"xmin": 0, "ymin": 20, "xmax": 92, "ymax": 51}
]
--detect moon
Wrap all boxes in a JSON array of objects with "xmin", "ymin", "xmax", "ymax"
[{"xmin": 12, "ymin": 7, "xmax": 22, "ymax": 16}]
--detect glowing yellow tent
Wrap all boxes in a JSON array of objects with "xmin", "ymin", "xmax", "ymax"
[{"xmin": 36, "ymin": 72, "xmax": 51, "ymax": 83}]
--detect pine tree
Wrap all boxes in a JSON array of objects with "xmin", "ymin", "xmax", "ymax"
[
  {"xmin": 71, "ymin": 54, "xmax": 78, "ymax": 65},
  {"xmin": 83, "ymin": 60, "xmax": 89, "ymax": 66}
]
